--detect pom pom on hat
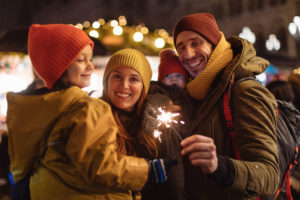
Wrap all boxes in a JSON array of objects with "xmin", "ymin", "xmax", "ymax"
[
  {"xmin": 173, "ymin": 13, "xmax": 221, "ymax": 47},
  {"xmin": 158, "ymin": 48, "xmax": 188, "ymax": 82},
  {"xmin": 28, "ymin": 24, "xmax": 94, "ymax": 89},
  {"xmin": 103, "ymin": 48, "xmax": 152, "ymax": 94}
]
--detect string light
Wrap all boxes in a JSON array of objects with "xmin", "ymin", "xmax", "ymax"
[
  {"xmin": 154, "ymin": 38, "xmax": 165, "ymax": 48},
  {"xmin": 89, "ymin": 30, "xmax": 99, "ymax": 38},
  {"xmin": 239, "ymin": 27, "xmax": 256, "ymax": 44},
  {"xmin": 266, "ymin": 34, "xmax": 281, "ymax": 51},
  {"xmin": 133, "ymin": 32, "xmax": 143, "ymax": 42},
  {"xmin": 110, "ymin": 20, "xmax": 118, "ymax": 27},
  {"xmin": 289, "ymin": 16, "xmax": 300, "ymax": 38},
  {"xmin": 92, "ymin": 21, "xmax": 100, "ymax": 29},
  {"xmin": 113, "ymin": 26, "xmax": 123, "ymax": 35}
]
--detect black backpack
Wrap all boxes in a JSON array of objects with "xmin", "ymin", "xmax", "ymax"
[{"xmin": 222, "ymin": 76, "xmax": 300, "ymax": 200}]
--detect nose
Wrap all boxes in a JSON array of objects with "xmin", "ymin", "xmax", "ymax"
[
  {"xmin": 120, "ymin": 79, "xmax": 129, "ymax": 88},
  {"xmin": 170, "ymin": 75, "xmax": 177, "ymax": 80},
  {"xmin": 86, "ymin": 60, "xmax": 94, "ymax": 72},
  {"xmin": 185, "ymin": 46, "xmax": 195, "ymax": 59}
]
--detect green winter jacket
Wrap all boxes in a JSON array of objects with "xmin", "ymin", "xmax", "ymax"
[
  {"xmin": 6, "ymin": 86, "xmax": 148, "ymax": 200},
  {"xmin": 184, "ymin": 37, "xmax": 279, "ymax": 200}
]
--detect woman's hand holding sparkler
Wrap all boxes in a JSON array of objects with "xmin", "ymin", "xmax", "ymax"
[{"xmin": 181, "ymin": 135, "xmax": 218, "ymax": 174}]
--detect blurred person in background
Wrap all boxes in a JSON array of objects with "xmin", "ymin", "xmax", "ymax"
[
  {"xmin": 266, "ymin": 80, "xmax": 294, "ymax": 103},
  {"xmin": 288, "ymin": 74, "xmax": 300, "ymax": 111}
]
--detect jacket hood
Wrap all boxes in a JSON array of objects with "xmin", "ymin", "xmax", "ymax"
[
  {"xmin": 227, "ymin": 36, "xmax": 269, "ymax": 78},
  {"xmin": 6, "ymin": 86, "xmax": 88, "ymax": 182}
]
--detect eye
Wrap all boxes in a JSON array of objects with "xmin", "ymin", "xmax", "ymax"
[
  {"xmin": 130, "ymin": 77, "xmax": 139, "ymax": 82},
  {"xmin": 177, "ymin": 44, "xmax": 185, "ymax": 51},
  {"xmin": 112, "ymin": 74, "xmax": 122, "ymax": 80},
  {"xmin": 76, "ymin": 58, "xmax": 85, "ymax": 62},
  {"xmin": 177, "ymin": 74, "xmax": 184, "ymax": 79},
  {"xmin": 191, "ymin": 40, "xmax": 201, "ymax": 47}
]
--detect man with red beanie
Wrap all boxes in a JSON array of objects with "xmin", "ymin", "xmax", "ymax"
[{"xmin": 173, "ymin": 12, "xmax": 279, "ymax": 199}]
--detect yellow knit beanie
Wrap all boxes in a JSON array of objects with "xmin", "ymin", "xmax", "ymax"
[{"xmin": 103, "ymin": 48, "xmax": 152, "ymax": 94}]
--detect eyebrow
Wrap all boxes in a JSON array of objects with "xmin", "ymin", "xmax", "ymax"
[{"xmin": 112, "ymin": 69, "xmax": 141, "ymax": 77}]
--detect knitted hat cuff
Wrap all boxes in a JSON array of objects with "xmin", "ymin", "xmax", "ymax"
[
  {"xmin": 104, "ymin": 48, "xmax": 152, "ymax": 94},
  {"xmin": 173, "ymin": 13, "xmax": 221, "ymax": 46}
]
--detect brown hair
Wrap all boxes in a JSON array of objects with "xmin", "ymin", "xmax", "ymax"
[{"xmin": 102, "ymin": 76, "xmax": 158, "ymax": 157}]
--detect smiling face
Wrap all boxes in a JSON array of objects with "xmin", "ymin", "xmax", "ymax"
[
  {"xmin": 66, "ymin": 45, "xmax": 94, "ymax": 88},
  {"xmin": 175, "ymin": 31, "xmax": 213, "ymax": 78},
  {"xmin": 107, "ymin": 66, "xmax": 144, "ymax": 112}
]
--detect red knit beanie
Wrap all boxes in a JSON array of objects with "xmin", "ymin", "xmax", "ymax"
[
  {"xmin": 173, "ymin": 13, "xmax": 221, "ymax": 47},
  {"xmin": 158, "ymin": 48, "xmax": 189, "ymax": 82},
  {"xmin": 28, "ymin": 24, "xmax": 94, "ymax": 89}
]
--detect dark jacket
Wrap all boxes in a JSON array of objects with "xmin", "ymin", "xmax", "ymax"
[
  {"xmin": 185, "ymin": 36, "xmax": 279, "ymax": 200},
  {"xmin": 142, "ymin": 81, "xmax": 194, "ymax": 200}
]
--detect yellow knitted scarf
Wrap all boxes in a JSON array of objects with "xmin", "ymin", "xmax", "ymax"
[{"xmin": 186, "ymin": 32, "xmax": 233, "ymax": 99}]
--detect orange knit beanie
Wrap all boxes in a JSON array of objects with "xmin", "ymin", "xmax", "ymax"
[
  {"xmin": 173, "ymin": 13, "xmax": 221, "ymax": 47},
  {"xmin": 28, "ymin": 24, "xmax": 94, "ymax": 89},
  {"xmin": 158, "ymin": 48, "xmax": 188, "ymax": 82}
]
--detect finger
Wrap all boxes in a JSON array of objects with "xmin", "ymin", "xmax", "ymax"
[
  {"xmin": 181, "ymin": 142, "xmax": 215, "ymax": 156},
  {"xmin": 181, "ymin": 135, "xmax": 214, "ymax": 148},
  {"xmin": 188, "ymin": 151, "xmax": 215, "ymax": 160}
]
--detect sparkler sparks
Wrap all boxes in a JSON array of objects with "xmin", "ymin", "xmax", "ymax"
[
  {"xmin": 153, "ymin": 107, "xmax": 184, "ymax": 142},
  {"xmin": 153, "ymin": 129, "xmax": 162, "ymax": 142}
]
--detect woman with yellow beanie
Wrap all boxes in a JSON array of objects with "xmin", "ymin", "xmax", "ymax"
[
  {"xmin": 6, "ymin": 25, "xmax": 174, "ymax": 200},
  {"xmin": 102, "ymin": 48, "xmax": 177, "ymax": 199}
]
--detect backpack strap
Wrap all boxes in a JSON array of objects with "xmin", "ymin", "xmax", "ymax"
[
  {"xmin": 223, "ymin": 83, "xmax": 241, "ymax": 160},
  {"xmin": 274, "ymin": 146, "xmax": 298, "ymax": 200}
]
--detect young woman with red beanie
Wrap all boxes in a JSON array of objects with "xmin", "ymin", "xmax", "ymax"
[{"xmin": 6, "ymin": 25, "xmax": 175, "ymax": 200}]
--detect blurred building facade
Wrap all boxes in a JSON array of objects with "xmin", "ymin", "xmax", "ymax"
[
  {"xmin": 0, "ymin": 0, "xmax": 299, "ymax": 69},
  {"xmin": 107, "ymin": 0, "xmax": 300, "ymax": 69}
]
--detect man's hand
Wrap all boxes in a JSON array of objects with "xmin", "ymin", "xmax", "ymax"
[{"xmin": 181, "ymin": 134, "xmax": 218, "ymax": 174}]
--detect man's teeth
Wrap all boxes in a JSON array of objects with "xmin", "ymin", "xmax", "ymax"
[
  {"xmin": 189, "ymin": 63, "xmax": 199, "ymax": 67},
  {"xmin": 117, "ymin": 93, "xmax": 130, "ymax": 97}
]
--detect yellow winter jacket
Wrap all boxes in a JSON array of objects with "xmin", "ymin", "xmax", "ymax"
[{"xmin": 6, "ymin": 86, "xmax": 148, "ymax": 200}]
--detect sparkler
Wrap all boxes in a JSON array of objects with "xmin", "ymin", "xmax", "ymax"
[{"xmin": 153, "ymin": 106, "xmax": 184, "ymax": 142}]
